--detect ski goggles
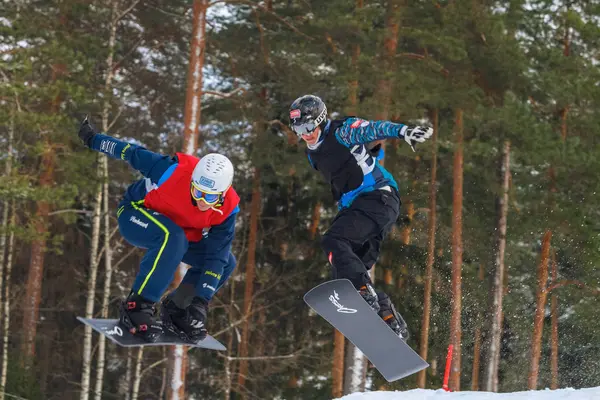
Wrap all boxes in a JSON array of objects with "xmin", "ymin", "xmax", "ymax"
[
  {"xmin": 190, "ymin": 182, "xmax": 223, "ymax": 206},
  {"xmin": 291, "ymin": 122, "xmax": 319, "ymax": 136},
  {"xmin": 290, "ymin": 107, "xmax": 327, "ymax": 137}
]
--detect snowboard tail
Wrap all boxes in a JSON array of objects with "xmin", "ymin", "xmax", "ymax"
[
  {"xmin": 77, "ymin": 317, "xmax": 226, "ymax": 351},
  {"xmin": 304, "ymin": 279, "xmax": 428, "ymax": 382}
]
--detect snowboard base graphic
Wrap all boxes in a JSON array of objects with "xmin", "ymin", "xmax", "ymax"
[{"xmin": 304, "ymin": 279, "xmax": 428, "ymax": 382}]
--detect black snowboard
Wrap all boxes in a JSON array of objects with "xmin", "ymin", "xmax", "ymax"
[
  {"xmin": 77, "ymin": 317, "xmax": 226, "ymax": 351},
  {"xmin": 304, "ymin": 279, "xmax": 428, "ymax": 382}
]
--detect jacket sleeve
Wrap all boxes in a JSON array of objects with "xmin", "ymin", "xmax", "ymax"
[
  {"xmin": 334, "ymin": 117, "xmax": 408, "ymax": 147},
  {"xmin": 90, "ymin": 133, "xmax": 175, "ymax": 184}
]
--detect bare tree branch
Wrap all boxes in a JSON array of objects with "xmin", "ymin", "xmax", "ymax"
[
  {"xmin": 269, "ymin": 119, "xmax": 297, "ymax": 146},
  {"xmin": 209, "ymin": 0, "xmax": 313, "ymax": 40},
  {"xmin": 546, "ymin": 279, "xmax": 600, "ymax": 296},
  {"xmin": 48, "ymin": 209, "xmax": 91, "ymax": 216},
  {"xmin": 139, "ymin": 358, "xmax": 167, "ymax": 379},
  {"xmin": 203, "ymin": 87, "xmax": 246, "ymax": 98},
  {"xmin": 397, "ymin": 52, "xmax": 450, "ymax": 77},
  {"xmin": 112, "ymin": 245, "xmax": 139, "ymax": 271},
  {"xmin": 117, "ymin": 0, "xmax": 143, "ymax": 22},
  {"xmin": 221, "ymin": 353, "xmax": 300, "ymax": 361},
  {"xmin": 107, "ymin": 106, "xmax": 124, "ymax": 132}
]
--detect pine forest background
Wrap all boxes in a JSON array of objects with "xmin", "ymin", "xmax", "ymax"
[{"xmin": 1, "ymin": 1, "xmax": 600, "ymax": 399}]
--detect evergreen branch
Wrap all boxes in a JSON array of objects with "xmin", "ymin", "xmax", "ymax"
[{"xmin": 0, "ymin": 69, "xmax": 22, "ymax": 112}]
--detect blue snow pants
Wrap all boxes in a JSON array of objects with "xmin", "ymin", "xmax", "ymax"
[{"xmin": 116, "ymin": 201, "xmax": 236, "ymax": 303}]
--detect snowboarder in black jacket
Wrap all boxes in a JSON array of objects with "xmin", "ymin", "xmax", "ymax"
[{"xmin": 289, "ymin": 95, "xmax": 433, "ymax": 339}]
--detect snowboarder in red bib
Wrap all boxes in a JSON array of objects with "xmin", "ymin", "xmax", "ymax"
[
  {"xmin": 78, "ymin": 117, "xmax": 240, "ymax": 343},
  {"xmin": 289, "ymin": 95, "xmax": 433, "ymax": 339}
]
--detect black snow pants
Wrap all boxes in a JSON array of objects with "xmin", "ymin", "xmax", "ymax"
[{"xmin": 320, "ymin": 187, "xmax": 400, "ymax": 289}]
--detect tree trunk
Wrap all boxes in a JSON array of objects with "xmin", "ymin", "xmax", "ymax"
[
  {"xmin": 309, "ymin": 202, "xmax": 321, "ymax": 241},
  {"xmin": 346, "ymin": 0, "xmax": 363, "ymax": 116},
  {"xmin": 21, "ymin": 57, "xmax": 65, "ymax": 363},
  {"xmin": 375, "ymin": 0, "xmax": 400, "ymax": 124},
  {"xmin": 80, "ymin": 161, "xmax": 104, "ymax": 400},
  {"xmin": 528, "ymin": 230, "xmax": 552, "ymax": 390},
  {"xmin": 485, "ymin": 140, "xmax": 511, "ymax": 392},
  {"xmin": 372, "ymin": 0, "xmax": 401, "ymax": 160},
  {"xmin": 0, "ymin": 201, "xmax": 15, "ymax": 400},
  {"xmin": 395, "ymin": 201, "xmax": 415, "ymax": 286},
  {"xmin": 94, "ymin": 157, "xmax": 113, "ymax": 400},
  {"xmin": 0, "ymin": 109, "xmax": 15, "ymax": 394},
  {"xmin": 21, "ymin": 145, "xmax": 55, "ymax": 363},
  {"xmin": 332, "ymin": 330, "xmax": 345, "ymax": 398},
  {"xmin": 550, "ymin": 251, "xmax": 559, "ymax": 390},
  {"xmin": 448, "ymin": 108, "xmax": 464, "ymax": 391},
  {"xmin": 159, "ymin": 348, "xmax": 168, "ymax": 399},
  {"xmin": 0, "ymin": 196, "xmax": 6, "ymax": 317},
  {"xmin": 417, "ymin": 109, "xmax": 439, "ymax": 388},
  {"xmin": 93, "ymin": 1, "xmax": 119, "ymax": 396},
  {"xmin": 168, "ymin": 2, "xmax": 209, "ymax": 398},
  {"xmin": 131, "ymin": 348, "xmax": 144, "ymax": 400},
  {"xmin": 238, "ymin": 1, "xmax": 272, "ymax": 384},
  {"xmin": 472, "ymin": 325, "xmax": 482, "ymax": 391},
  {"xmin": 471, "ymin": 263, "xmax": 485, "ymax": 391},
  {"xmin": 181, "ymin": 0, "xmax": 208, "ymax": 155},
  {"xmin": 158, "ymin": 347, "xmax": 169, "ymax": 400},
  {"xmin": 237, "ymin": 168, "xmax": 261, "ymax": 396},
  {"xmin": 118, "ymin": 349, "xmax": 132, "ymax": 400},
  {"xmin": 559, "ymin": 11, "xmax": 570, "ymax": 142},
  {"xmin": 343, "ymin": 341, "xmax": 365, "ymax": 394},
  {"xmin": 223, "ymin": 277, "xmax": 236, "ymax": 400}
]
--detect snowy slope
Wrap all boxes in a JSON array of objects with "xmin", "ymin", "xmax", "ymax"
[{"xmin": 337, "ymin": 387, "xmax": 600, "ymax": 400}]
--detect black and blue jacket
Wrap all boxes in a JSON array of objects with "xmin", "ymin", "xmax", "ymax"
[{"xmin": 306, "ymin": 117, "xmax": 406, "ymax": 209}]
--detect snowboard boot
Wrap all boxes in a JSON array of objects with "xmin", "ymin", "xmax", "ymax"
[
  {"xmin": 161, "ymin": 295, "xmax": 208, "ymax": 343},
  {"xmin": 377, "ymin": 292, "xmax": 409, "ymax": 340},
  {"xmin": 119, "ymin": 292, "xmax": 163, "ymax": 342},
  {"xmin": 358, "ymin": 283, "xmax": 380, "ymax": 313}
]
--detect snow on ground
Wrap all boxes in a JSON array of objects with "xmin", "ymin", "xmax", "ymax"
[{"xmin": 337, "ymin": 387, "xmax": 600, "ymax": 400}]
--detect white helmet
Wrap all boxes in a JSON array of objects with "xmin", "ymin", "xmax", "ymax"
[{"xmin": 191, "ymin": 153, "xmax": 234, "ymax": 194}]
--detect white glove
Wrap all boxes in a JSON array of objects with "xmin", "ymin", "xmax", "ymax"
[{"xmin": 401, "ymin": 126, "xmax": 433, "ymax": 152}]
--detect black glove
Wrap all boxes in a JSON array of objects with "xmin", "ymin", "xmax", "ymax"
[
  {"xmin": 403, "ymin": 125, "xmax": 433, "ymax": 152},
  {"xmin": 78, "ymin": 115, "xmax": 97, "ymax": 147}
]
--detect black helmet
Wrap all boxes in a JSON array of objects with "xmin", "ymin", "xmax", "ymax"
[{"xmin": 289, "ymin": 95, "xmax": 328, "ymax": 136}]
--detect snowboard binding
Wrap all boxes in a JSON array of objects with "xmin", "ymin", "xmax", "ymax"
[
  {"xmin": 118, "ymin": 293, "xmax": 163, "ymax": 343},
  {"xmin": 160, "ymin": 296, "xmax": 208, "ymax": 344},
  {"xmin": 377, "ymin": 292, "xmax": 409, "ymax": 340}
]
